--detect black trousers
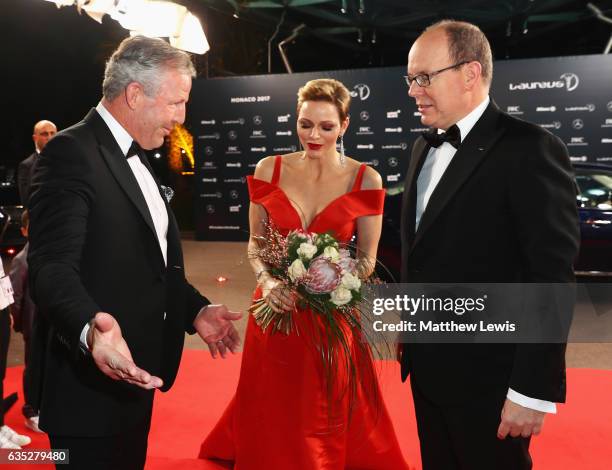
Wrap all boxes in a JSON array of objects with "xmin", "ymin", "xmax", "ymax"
[
  {"xmin": 411, "ymin": 379, "xmax": 532, "ymax": 470},
  {"xmin": 49, "ymin": 419, "xmax": 151, "ymax": 470}
]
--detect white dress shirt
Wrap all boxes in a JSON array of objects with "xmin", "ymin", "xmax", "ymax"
[
  {"xmin": 414, "ymin": 95, "xmax": 556, "ymax": 414},
  {"xmin": 80, "ymin": 102, "xmax": 169, "ymax": 349}
]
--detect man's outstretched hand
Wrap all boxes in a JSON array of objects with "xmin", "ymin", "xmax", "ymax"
[
  {"xmin": 88, "ymin": 312, "xmax": 163, "ymax": 389},
  {"xmin": 193, "ymin": 304, "xmax": 242, "ymax": 358}
]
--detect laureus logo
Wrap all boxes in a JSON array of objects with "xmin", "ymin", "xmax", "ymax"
[
  {"xmin": 351, "ymin": 84, "xmax": 371, "ymax": 101},
  {"xmin": 560, "ymin": 73, "xmax": 579, "ymax": 92},
  {"xmin": 509, "ymin": 73, "xmax": 579, "ymax": 92}
]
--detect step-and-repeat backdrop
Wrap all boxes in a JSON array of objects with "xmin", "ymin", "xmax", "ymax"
[{"xmin": 188, "ymin": 54, "xmax": 612, "ymax": 241}]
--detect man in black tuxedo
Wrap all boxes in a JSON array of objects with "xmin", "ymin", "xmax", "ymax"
[
  {"xmin": 398, "ymin": 21, "xmax": 580, "ymax": 469},
  {"xmin": 28, "ymin": 36, "xmax": 241, "ymax": 469},
  {"xmin": 18, "ymin": 120, "xmax": 57, "ymax": 205}
]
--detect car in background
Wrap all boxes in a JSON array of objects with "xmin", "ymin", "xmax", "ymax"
[
  {"xmin": 378, "ymin": 162, "xmax": 612, "ymax": 282},
  {"xmin": 574, "ymin": 163, "xmax": 612, "ymax": 277}
]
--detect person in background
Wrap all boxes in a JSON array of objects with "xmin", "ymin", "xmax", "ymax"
[
  {"xmin": 17, "ymin": 120, "xmax": 57, "ymax": 205},
  {"xmin": 9, "ymin": 210, "xmax": 44, "ymax": 433},
  {"xmin": 0, "ymin": 228, "xmax": 31, "ymax": 449}
]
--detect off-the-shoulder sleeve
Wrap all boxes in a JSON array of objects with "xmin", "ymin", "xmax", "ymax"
[
  {"xmin": 343, "ymin": 189, "xmax": 385, "ymax": 217},
  {"xmin": 247, "ymin": 175, "xmax": 275, "ymax": 203}
]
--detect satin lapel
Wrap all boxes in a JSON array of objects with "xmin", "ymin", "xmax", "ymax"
[
  {"xmin": 401, "ymin": 137, "xmax": 430, "ymax": 242},
  {"xmin": 411, "ymin": 101, "xmax": 506, "ymax": 252},
  {"xmin": 85, "ymin": 109, "xmax": 158, "ymax": 241}
]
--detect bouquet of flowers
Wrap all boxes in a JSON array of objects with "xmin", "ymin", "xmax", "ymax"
[
  {"xmin": 249, "ymin": 222, "xmax": 376, "ymax": 335},
  {"xmin": 249, "ymin": 222, "xmax": 388, "ymax": 416}
]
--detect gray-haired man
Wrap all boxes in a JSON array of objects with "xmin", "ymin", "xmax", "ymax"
[{"xmin": 28, "ymin": 36, "xmax": 241, "ymax": 469}]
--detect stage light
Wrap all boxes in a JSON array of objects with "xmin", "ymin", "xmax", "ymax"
[
  {"xmin": 168, "ymin": 124, "xmax": 194, "ymax": 173},
  {"xmin": 41, "ymin": 0, "xmax": 209, "ymax": 54}
]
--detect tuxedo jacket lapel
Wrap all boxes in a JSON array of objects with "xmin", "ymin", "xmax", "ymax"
[
  {"xmin": 85, "ymin": 109, "xmax": 161, "ymax": 258},
  {"xmin": 411, "ymin": 101, "xmax": 506, "ymax": 252}
]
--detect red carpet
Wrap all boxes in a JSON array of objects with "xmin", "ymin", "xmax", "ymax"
[{"xmin": 3, "ymin": 350, "xmax": 611, "ymax": 469}]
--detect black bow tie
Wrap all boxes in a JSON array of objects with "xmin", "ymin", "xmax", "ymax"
[
  {"xmin": 127, "ymin": 140, "xmax": 143, "ymax": 159},
  {"xmin": 422, "ymin": 124, "xmax": 461, "ymax": 149}
]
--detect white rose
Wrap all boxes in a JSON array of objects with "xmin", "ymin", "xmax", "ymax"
[
  {"xmin": 330, "ymin": 286, "xmax": 352, "ymax": 306},
  {"xmin": 341, "ymin": 272, "xmax": 361, "ymax": 291},
  {"xmin": 288, "ymin": 258, "xmax": 307, "ymax": 282},
  {"xmin": 297, "ymin": 242, "xmax": 317, "ymax": 260},
  {"xmin": 323, "ymin": 246, "xmax": 340, "ymax": 261}
]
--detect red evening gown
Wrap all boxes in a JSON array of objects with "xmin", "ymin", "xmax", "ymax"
[{"xmin": 199, "ymin": 156, "xmax": 410, "ymax": 470}]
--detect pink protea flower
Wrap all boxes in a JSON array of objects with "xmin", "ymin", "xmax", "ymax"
[
  {"xmin": 337, "ymin": 249, "xmax": 357, "ymax": 274},
  {"xmin": 304, "ymin": 257, "xmax": 343, "ymax": 294}
]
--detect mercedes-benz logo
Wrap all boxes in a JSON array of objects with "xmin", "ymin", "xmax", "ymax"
[
  {"xmin": 228, "ymin": 130, "xmax": 238, "ymax": 140},
  {"xmin": 204, "ymin": 146, "xmax": 214, "ymax": 156},
  {"xmin": 572, "ymin": 119, "xmax": 584, "ymax": 130},
  {"xmin": 253, "ymin": 115, "xmax": 263, "ymax": 125},
  {"xmin": 371, "ymin": 159, "xmax": 379, "ymax": 167},
  {"xmin": 206, "ymin": 204, "xmax": 215, "ymax": 214},
  {"xmin": 230, "ymin": 190, "xmax": 239, "ymax": 199},
  {"xmin": 388, "ymin": 157, "xmax": 399, "ymax": 167},
  {"xmin": 360, "ymin": 111, "xmax": 370, "ymax": 121}
]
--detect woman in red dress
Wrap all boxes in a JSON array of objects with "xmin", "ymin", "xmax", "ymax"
[{"xmin": 200, "ymin": 79, "xmax": 410, "ymax": 470}]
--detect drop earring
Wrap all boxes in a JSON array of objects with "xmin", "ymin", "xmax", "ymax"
[{"xmin": 338, "ymin": 134, "xmax": 346, "ymax": 166}]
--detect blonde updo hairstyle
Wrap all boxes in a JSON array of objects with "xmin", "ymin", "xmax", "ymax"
[{"xmin": 297, "ymin": 79, "xmax": 351, "ymax": 123}]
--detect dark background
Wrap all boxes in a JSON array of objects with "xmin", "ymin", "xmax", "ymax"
[
  {"xmin": 189, "ymin": 55, "xmax": 612, "ymax": 240},
  {"xmin": 1, "ymin": 0, "xmax": 611, "ymax": 168},
  {"xmin": 1, "ymin": 0, "xmax": 611, "ymax": 233}
]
